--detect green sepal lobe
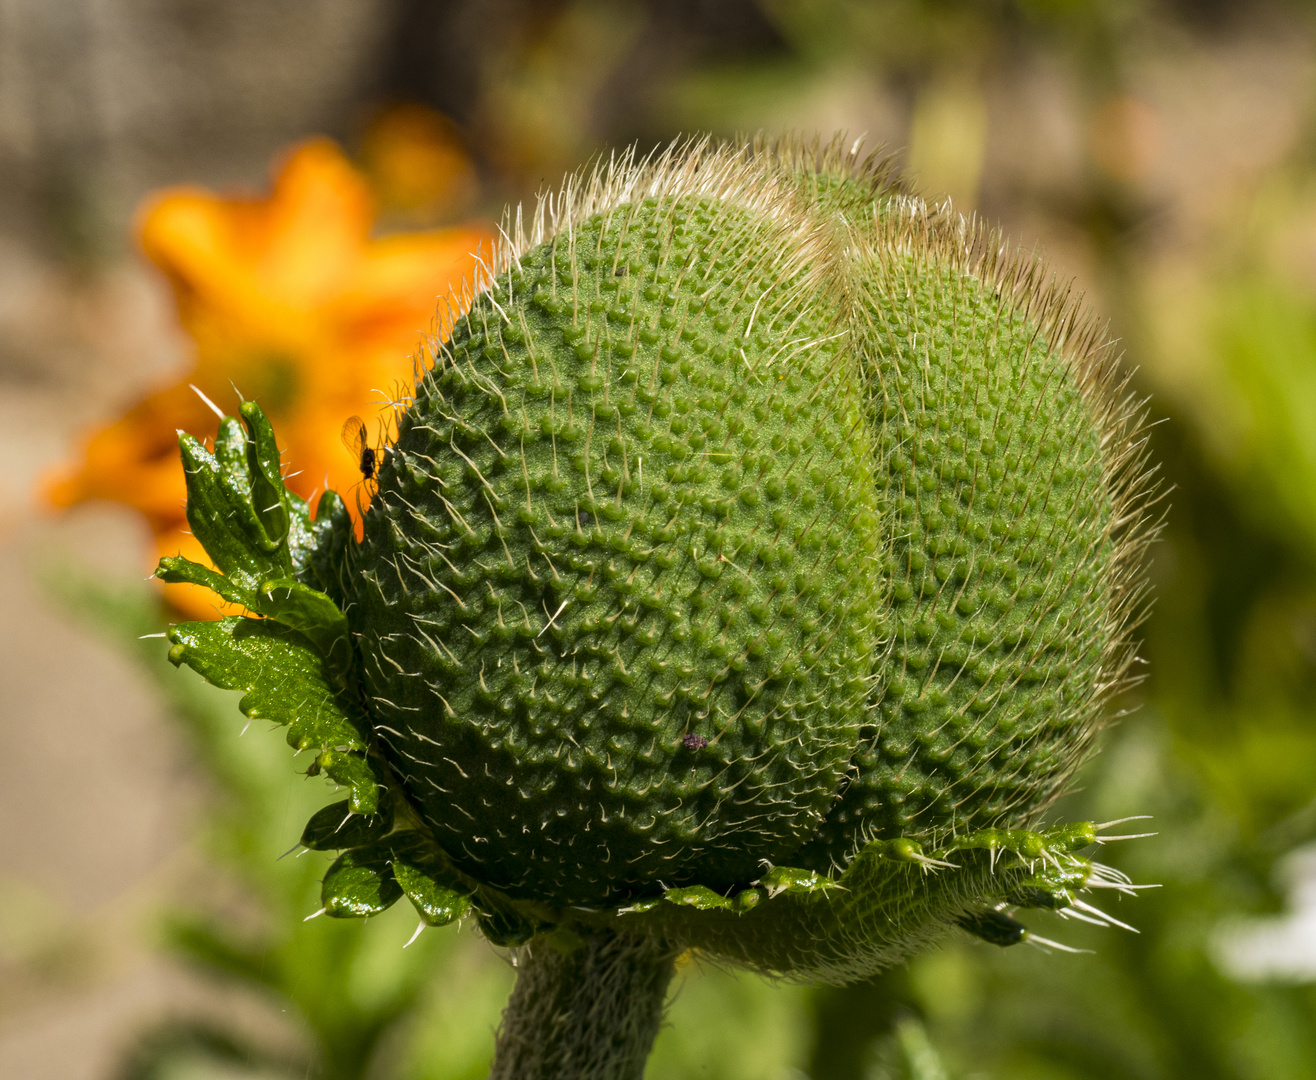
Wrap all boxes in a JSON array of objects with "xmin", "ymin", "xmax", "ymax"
[
  {"xmin": 322, "ymin": 843, "xmax": 402, "ymax": 918},
  {"xmin": 663, "ymin": 885, "xmax": 732, "ymax": 911},
  {"xmin": 957, "ymin": 907, "xmax": 1027, "ymax": 947},
  {"xmin": 309, "ymin": 749, "xmax": 384, "ymax": 815},
  {"xmin": 165, "ymin": 616, "xmax": 365, "ymax": 756},
  {"xmin": 394, "ymin": 860, "xmax": 473, "ymax": 927},
  {"xmin": 300, "ymin": 799, "xmax": 394, "ymax": 851},
  {"xmin": 157, "ymin": 403, "xmax": 351, "ymax": 673}
]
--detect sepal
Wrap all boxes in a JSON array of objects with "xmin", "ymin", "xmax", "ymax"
[
  {"xmin": 759, "ymin": 866, "xmax": 841, "ymax": 899},
  {"xmin": 957, "ymin": 907, "xmax": 1027, "ymax": 947},
  {"xmin": 176, "ymin": 414, "xmax": 290, "ymax": 588},
  {"xmin": 308, "ymin": 749, "xmax": 385, "ymax": 816},
  {"xmin": 166, "ymin": 617, "xmax": 366, "ymax": 754},
  {"xmin": 394, "ymin": 861, "xmax": 473, "ymax": 927},
  {"xmin": 603, "ymin": 820, "xmax": 1144, "ymax": 979},
  {"xmin": 157, "ymin": 402, "xmax": 351, "ymax": 673},
  {"xmin": 309, "ymin": 826, "xmax": 478, "ymax": 927},
  {"xmin": 663, "ymin": 885, "xmax": 732, "ymax": 911},
  {"xmin": 322, "ymin": 842, "xmax": 402, "ymax": 918},
  {"xmin": 301, "ymin": 799, "xmax": 393, "ymax": 851},
  {"xmin": 476, "ymin": 903, "xmax": 539, "ymax": 948}
]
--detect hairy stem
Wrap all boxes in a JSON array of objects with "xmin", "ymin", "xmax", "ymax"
[{"xmin": 489, "ymin": 929, "xmax": 678, "ymax": 1080}]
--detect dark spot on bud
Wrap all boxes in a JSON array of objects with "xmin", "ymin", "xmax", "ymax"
[
  {"xmin": 682, "ymin": 733, "xmax": 709, "ymax": 750},
  {"xmin": 578, "ymin": 511, "xmax": 593, "ymax": 528}
]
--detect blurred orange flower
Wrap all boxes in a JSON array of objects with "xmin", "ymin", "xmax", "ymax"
[
  {"xmin": 361, "ymin": 103, "xmax": 479, "ymax": 223},
  {"xmin": 47, "ymin": 127, "xmax": 492, "ymax": 617}
]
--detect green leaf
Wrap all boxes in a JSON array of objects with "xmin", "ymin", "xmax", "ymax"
[
  {"xmin": 240, "ymin": 400, "xmax": 290, "ymax": 550},
  {"xmin": 321, "ymin": 844, "xmax": 402, "ymax": 918},
  {"xmin": 166, "ymin": 617, "xmax": 365, "ymax": 754},
  {"xmin": 300, "ymin": 799, "xmax": 394, "ymax": 851},
  {"xmin": 256, "ymin": 578, "xmax": 350, "ymax": 672},
  {"xmin": 164, "ymin": 915, "xmax": 271, "ymax": 986},
  {"xmin": 313, "ymin": 749, "xmax": 383, "ymax": 815},
  {"xmin": 156, "ymin": 555, "xmax": 257, "ymax": 611},
  {"xmin": 178, "ymin": 425, "xmax": 290, "ymax": 591},
  {"xmin": 393, "ymin": 860, "xmax": 472, "ymax": 926}
]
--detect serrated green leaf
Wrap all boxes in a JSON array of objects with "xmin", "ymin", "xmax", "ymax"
[
  {"xmin": 314, "ymin": 749, "xmax": 382, "ymax": 814},
  {"xmin": 321, "ymin": 844, "xmax": 402, "ymax": 918},
  {"xmin": 161, "ymin": 404, "xmax": 355, "ymax": 676},
  {"xmin": 257, "ymin": 578, "xmax": 350, "ymax": 670},
  {"xmin": 166, "ymin": 617, "xmax": 365, "ymax": 754},
  {"xmin": 393, "ymin": 860, "xmax": 472, "ymax": 926},
  {"xmin": 240, "ymin": 401, "xmax": 290, "ymax": 551},
  {"xmin": 156, "ymin": 555, "xmax": 258, "ymax": 610},
  {"xmin": 178, "ymin": 431, "xmax": 290, "ymax": 591},
  {"xmin": 300, "ymin": 799, "xmax": 394, "ymax": 851}
]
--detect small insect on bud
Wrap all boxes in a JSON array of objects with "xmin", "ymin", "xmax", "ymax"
[{"xmin": 341, "ymin": 415, "xmax": 378, "ymax": 481}]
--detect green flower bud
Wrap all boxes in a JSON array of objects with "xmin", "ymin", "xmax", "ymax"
[
  {"xmin": 351, "ymin": 182, "xmax": 885, "ymax": 905},
  {"xmin": 160, "ymin": 139, "xmax": 1155, "ymax": 1002}
]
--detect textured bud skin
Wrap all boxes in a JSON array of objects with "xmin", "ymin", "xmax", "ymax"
[
  {"xmin": 155, "ymin": 142, "xmax": 1155, "ymax": 1014},
  {"xmin": 796, "ymin": 236, "xmax": 1119, "ymax": 868},
  {"xmin": 351, "ymin": 193, "xmax": 884, "ymax": 905},
  {"xmin": 325, "ymin": 140, "xmax": 1154, "ymax": 960}
]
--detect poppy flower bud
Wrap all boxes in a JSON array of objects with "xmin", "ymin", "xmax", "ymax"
[
  {"xmin": 337, "ymin": 138, "xmax": 1152, "ymax": 941},
  {"xmin": 161, "ymin": 138, "xmax": 1155, "ymax": 1079},
  {"xmin": 350, "ymin": 159, "xmax": 884, "ymax": 907}
]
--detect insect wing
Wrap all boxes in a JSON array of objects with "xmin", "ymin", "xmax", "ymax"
[{"xmin": 341, "ymin": 416, "xmax": 368, "ymax": 460}]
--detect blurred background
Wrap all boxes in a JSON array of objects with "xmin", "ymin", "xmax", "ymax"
[{"xmin": 4, "ymin": 1, "xmax": 1316, "ymax": 1077}]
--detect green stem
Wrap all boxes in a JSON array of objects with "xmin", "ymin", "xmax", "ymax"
[{"xmin": 489, "ymin": 929, "xmax": 678, "ymax": 1080}]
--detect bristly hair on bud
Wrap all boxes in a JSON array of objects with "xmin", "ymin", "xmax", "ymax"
[{"xmin": 159, "ymin": 131, "xmax": 1162, "ymax": 1080}]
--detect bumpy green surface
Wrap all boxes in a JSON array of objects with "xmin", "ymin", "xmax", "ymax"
[
  {"xmin": 796, "ymin": 251, "xmax": 1113, "ymax": 868},
  {"xmin": 350, "ymin": 196, "xmax": 883, "ymax": 905},
  {"xmin": 159, "ymin": 145, "xmax": 1146, "ymax": 987}
]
